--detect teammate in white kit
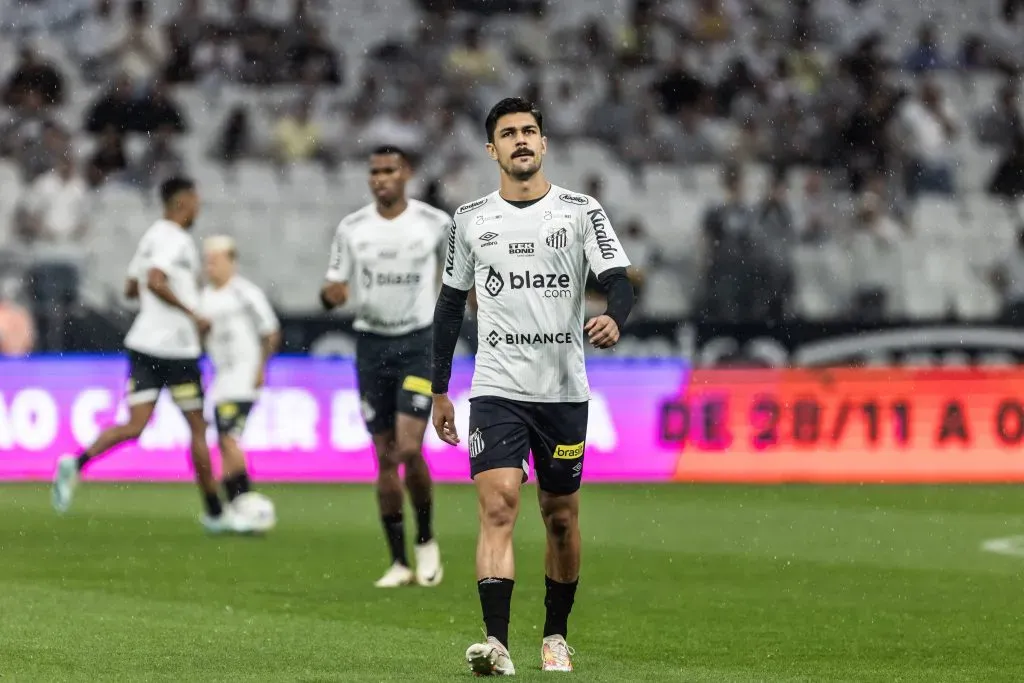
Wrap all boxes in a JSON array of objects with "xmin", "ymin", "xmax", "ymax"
[
  {"xmin": 430, "ymin": 98, "xmax": 635, "ymax": 675},
  {"xmin": 198, "ymin": 235, "xmax": 280, "ymax": 506},
  {"xmin": 52, "ymin": 178, "xmax": 247, "ymax": 533},
  {"xmin": 319, "ymin": 146, "xmax": 448, "ymax": 588}
]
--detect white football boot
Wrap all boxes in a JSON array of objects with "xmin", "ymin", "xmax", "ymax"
[
  {"xmin": 374, "ymin": 562, "xmax": 415, "ymax": 588},
  {"xmin": 540, "ymin": 634, "xmax": 574, "ymax": 672},
  {"xmin": 201, "ymin": 506, "xmax": 255, "ymax": 535},
  {"xmin": 52, "ymin": 454, "xmax": 79, "ymax": 513},
  {"xmin": 466, "ymin": 636, "xmax": 516, "ymax": 676},
  {"xmin": 414, "ymin": 539, "xmax": 443, "ymax": 587}
]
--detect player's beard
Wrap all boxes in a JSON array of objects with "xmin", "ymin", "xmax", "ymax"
[{"xmin": 502, "ymin": 153, "xmax": 541, "ymax": 181}]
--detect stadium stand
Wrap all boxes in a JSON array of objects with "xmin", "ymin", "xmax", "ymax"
[{"xmin": 1, "ymin": 0, "xmax": 1024, "ymax": 353}]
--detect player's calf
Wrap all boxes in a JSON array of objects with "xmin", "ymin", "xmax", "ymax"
[{"xmin": 218, "ymin": 434, "xmax": 252, "ymax": 503}]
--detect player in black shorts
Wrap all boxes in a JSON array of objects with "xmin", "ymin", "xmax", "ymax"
[
  {"xmin": 52, "ymin": 178, "xmax": 247, "ymax": 534},
  {"xmin": 320, "ymin": 146, "xmax": 452, "ymax": 587},
  {"xmin": 431, "ymin": 98, "xmax": 635, "ymax": 675}
]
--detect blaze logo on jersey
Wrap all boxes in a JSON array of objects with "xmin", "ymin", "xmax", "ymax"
[
  {"xmin": 559, "ymin": 193, "xmax": 589, "ymax": 206},
  {"xmin": 510, "ymin": 271, "xmax": 571, "ymax": 297},
  {"xmin": 587, "ymin": 209, "xmax": 618, "ymax": 260},
  {"xmin": 361, "ymin": 266, "xmax": 373, "ymax": 288},
  {"xmin": 484, "ymin": 267, "xmax": 505, "ymax": 296},
  {"xmin": 545, "ymin": 227, "xmax": 568, "ymax": 250}
]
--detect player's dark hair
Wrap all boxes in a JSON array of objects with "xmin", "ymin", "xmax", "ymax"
[
  {"xmin": 484, "ymin": 97, "xmax": 543, "ymax": 143},
  {"xmin": 160, "ymin": 176, "xmax": 195, "ymax": 205},
  {"xmin": 371, "ymin": 145, "xmax": 410, "ymax": 164}
]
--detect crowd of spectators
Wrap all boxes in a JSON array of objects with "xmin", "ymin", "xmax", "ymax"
[{"xmin": 1, "ymin": 0, "xmax": 1024, "ymax": 354}]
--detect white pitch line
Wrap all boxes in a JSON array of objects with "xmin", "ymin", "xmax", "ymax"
[{"xmin": 981, "ymin": 536, "xmax": 1024, "ymax": 557}]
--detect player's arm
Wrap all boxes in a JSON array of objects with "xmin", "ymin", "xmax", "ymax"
[
  {"xmin": 431, "ymin": 218, "xmax": 474, "ymax": 446},
  {"xmin": 320, "ymin": 222, "xmax": 352, "ymax": 310},
  {"xmin": 147, "ymin": 240, "xmax": 208, "ymax": 331},
  {"xmin": 244, "ymin": 283, "xmax": 282, "ymax": 387},
  {"xmin": 580, "ymin": 200, "xmax": 635, "ymax": 349},
  {"xmin": 124, "ymin": 245, "xmax": 144, "ymax": 300}
]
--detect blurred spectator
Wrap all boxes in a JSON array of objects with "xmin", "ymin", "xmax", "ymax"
[
  {"xmin": 0, "ymin": 278, "xmax": 35, "ymax": 357},
  {"xmin": 130, "ymin": 125, "xmax": 186, "ymax": 191},
  {"xmin": 652, "ymin": 49, "xmax": 706, "ymax": 117},
  {"xmin": 755, "ymin": 169, "xmax": 797, "ymax": 321},
  {"xmin": 273, "ymin": 98, "xmax": 335, "ymax": 170},
  {"xmin": 84, "ymin": 75, "xmax": 137, "ymax": 134},
  {"xmin": 357, "ymin": 100, "xmax": 427, "ymax": 161},
  {"xmin": 86, "ymin": 126, "xmax": 128, "ymax": 187},
  {"xmin": 975, "ymin": 80, "xmax": 1021, "ymax": 150},
  {"xmin": 794, "ymin": 168, "xmax": 838, "ymax": 244},
  {"xmin": 75, "ymin": 0, "xmax": 122, "ymax": 83},
  {"xmin": 698, "ymin": 164, "xmax": 766, "ymax": 322},
  {"xmin": 899, "ymin": 80, "xmax": 959, "ymax": 197},
  {"xmin": 989, "ymin": 225, "xmax": 1024, "ymax": 323},
  {"xmin": 2, "ymin": 44, "xmax": 64, "ymax": 108},
  {"xmin": 15, "ymin": 155, "xmax": 89, "ymax": 247},
  {"xmin": 989, "ymin": 130, "xmax": 1024, "ymax": 199},
  {"xmin": 617, "ymin": 218, "xmax": 654, "ymax": 306},
  {"xmin": 904, "ymin": 22, "xmax": 947, "ymax": 73},
  {"xmin": 847, "ymin": 190, "xmax": 903, "ymax": 322},
  {"xmin": 112, "ymin": 0, "xmax": 168, "ymax": 85},
  {"xmin": 285, "ymin": 23, "xmax": 342, "ymax": 84},
  {"xmin": 0, "ymin": 91, "xmax": 68, "ymax": 183},
  {"xmin": 213, "ymin": 106, "xmax": 253, "ymax": 168},
  {"xmin": 135, "ymin": 79, "xmax": 187, "ymax": 134},
  {"xmin": 445, "ymin": 23, "xmax": 505, "ymax": 108},
  {"xmin": 585, "ymin": 74, "xmax": 639, "ymax": 151}
]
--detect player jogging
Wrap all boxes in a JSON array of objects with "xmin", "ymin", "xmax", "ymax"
[
  {"xmin": 51, "ymin": 177, "xmax": 249, "ymax": 533},
  {"xmin": 198, "ymin": 235, "xmax": 280, "ymax": 506},
  {"xmin": 431, "ymin": 98, "xmax": 635, "ymax": 675},
  {"xmin": 320, "ymin": 145, "xmax": 449, "ymax": 588}
]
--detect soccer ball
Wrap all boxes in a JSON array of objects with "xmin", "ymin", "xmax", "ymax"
[{"xmin": 232, "ymin": 492, "xmax": 276, "ymax": 533}]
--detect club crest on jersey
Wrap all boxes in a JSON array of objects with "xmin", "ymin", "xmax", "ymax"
[
  {"xmin": 469, "ymin": 428, "xmax": 485, "ymax": 458},
  {"xmin": 540, "ymin": 223, "xmax": 574, "ymax": 250},
  {"xmin": 457, "ymin": 197, "xmax": 488, "ymax": 214},
  {"xmin": 559, "ymin": 193, "xmax": 589, "ymax": 206}
]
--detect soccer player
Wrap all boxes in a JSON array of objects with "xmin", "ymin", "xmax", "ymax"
[
  {"xmin": 198, "ymin": 235, "xmax": 280, "ymax": 506},
  {"xmin": 320, "ymin": 145, "xmax": 449, "ymax": 588},
  {"xmin": 430, "ymin": 98, "xmax": 635, "ymax": 675},
  {"xmin": 51, "ymin": 177, "xmax": 247, "ymax": 533}
]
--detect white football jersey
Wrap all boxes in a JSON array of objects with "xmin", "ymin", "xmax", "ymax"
[
  {"xmin": 444, "ymin": 185, "xmax": 632, "ymax": 403},
  {"xmin": 325, "ymin": 199, "xmax": 451, "ymax": 336},
  {"xmin": 199, "ymin": 275, "xmax": 280, "ymax": 403},
  {"xmin": 123, "ymin": 219, "xmax": 202, "ymax": 359}
]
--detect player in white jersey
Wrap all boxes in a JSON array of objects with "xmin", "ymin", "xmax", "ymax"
[
  {"xmin": 430, "ymin": 98, "xmax": 635, "ymax": 676},
  {"xmin": 51, "ymin": 178, "xmax": 249, "ymax": 533},
  {"xmin": 320, "ymin": 146, "xmax": 449, "ymax": 588},
  {"xmin": 198, "ymin": 235, "xmax": 280, "ymax": 507}
]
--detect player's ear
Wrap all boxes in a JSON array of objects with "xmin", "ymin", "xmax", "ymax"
[
  {"xmin": 540, "ymin": 135, "xmax": 548, "ymax": 156},
  {"xmin": 486, "ymin": 142, "xmax": 498, "ymax": 161}
]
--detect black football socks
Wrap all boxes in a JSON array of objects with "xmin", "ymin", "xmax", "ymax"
[
  {"xmin": 382, "ymin": 513, "xmax": 409, "ymax": 567},
  {"xmin": 203, "ymin": 492, "xmax": 224, "ymax": 518},
  {"xmin": 222, "ymin": 472, "xmax": 251, "ymax": 502},
  {"xmin": 415, "ymin": 500, "xmax": 433, "ymax": 545},
  {"xmin": 543, "ymin": 576, "xmax": 579, "ymax": 638},
  {"xmin": 478, "ymin": 577, "xmax": 515, "ymax": 649}
]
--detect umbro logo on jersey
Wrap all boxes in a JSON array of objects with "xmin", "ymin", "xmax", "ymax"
[
  {"xmin": 479, "ymin": 232, "xmax": 499, "ymax": 242},
  {"xmin": 559, "ymin": 193, "xmax": 589, "ymax": 206},
  {"xmin": 545, "ymin": 228, "xmax": 567, "ymax": 250}
]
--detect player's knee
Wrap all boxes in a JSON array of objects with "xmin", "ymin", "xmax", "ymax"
[
  {"xmin": 479, "ymin": 485, "xmax": 519, "ymax": 530},
  {"xmin": 393, "ymin": 442, "xmax": 423, "ymax": 465},
  {"xmin": 542, "ymin": 506, "xmax": 577, "ymax": 542},
  {"xmin": 377, "ymin": 452, "xmax": 402, "ymax": 476}
]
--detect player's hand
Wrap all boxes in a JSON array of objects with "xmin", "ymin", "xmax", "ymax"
[
  {"xmin": 432, "ymin": 394, "xmax": 459, "ymax": 446},
  {"xmin": 584, "ymin": 315, "xmax": 620, "ymax": 349}
]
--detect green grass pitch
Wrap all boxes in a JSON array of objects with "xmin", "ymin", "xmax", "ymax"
[{"xmin": 2, "ymin": 483, "xmax": 1024, "ymax": 681}]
